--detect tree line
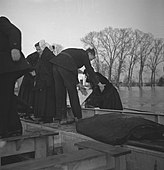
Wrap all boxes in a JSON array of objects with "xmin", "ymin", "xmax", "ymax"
[{"xmin": 80, "ymin": 27, "xmax": 164, "ymax": 87}]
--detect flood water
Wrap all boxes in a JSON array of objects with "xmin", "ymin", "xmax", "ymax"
[{"xmin": 119, "ymin": 86, "xmax": 164, "ymax": 113}]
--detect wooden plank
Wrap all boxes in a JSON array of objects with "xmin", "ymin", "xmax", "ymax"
[
  {"xmin": 2, "ymin": 130, "xmax": 59, "ymax": 142},
  {"xmin": 127, "ymin": 140, "xmax": 164, "ymax": 153},
  {"xmin": 75, "ymin": 140, "xmax": 131, "ymax": 170},
  {"xmin": 124, "ymin": 145, "xmax": 164, "ymax": 170},
  {"xmin": 0, "ymin": 130, "xmax": 59, "ymax": 166},
  {"xmin": 35, "ymin": 136, "xmax": 47, "ymax": 159},
  {"xmin": 0, "ymin": 138, "xmax": 34, "ymax": 157},
  {"xmin": 75, "ymin": 140, "xmax": 131, "ymax": 157},
  {"xmin": 1, "ymin": 149, "xmax": 105, "ymax": 170}
]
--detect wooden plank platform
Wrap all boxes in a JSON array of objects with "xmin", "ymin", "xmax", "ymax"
[
  {"xmin": 22, "ymin": 118, "xmax": 77, "ymax": 133},
  {"xmin": 1, "ymin": 149, "xmax": 108, "ymax": 170},
  {"xmin": 0, "ymin": 129, "xmax": 59, "ymax": 166},
  {"xmin": 67, "ymin": 106, "xmax": 164, "ymax": 125},
  {"xmin": 75, "ymin": 140, "xmax": 131, "ymax": 157},
  {"xmin": 19, "ymin": 117, "xmax": 164, "ymax": 170},
  {"xmin": 75, "ymin": 140, "xmax": 131, "ymax": 170},
  {"xmin": 127, "ymin": 139, "xmax": 164, "ymax": 153}
]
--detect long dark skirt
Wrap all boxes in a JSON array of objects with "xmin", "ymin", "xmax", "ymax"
[
  {"xmin": 34, "ymin": 86, "xmax": 56, "ymax": 119},
  {"xmin": 0, "ymin": 72, "xmax": 22, "ymax": 136},
  {"xmin": 18, "ymin": 73, "xmax": 35, "ymax": 108}
]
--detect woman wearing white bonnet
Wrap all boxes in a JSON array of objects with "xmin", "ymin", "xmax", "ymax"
[
  {"xmin": 39, "ymin": 40, "xmax": 53, "ymax": 52},
  {"xmin": 33, "ymin": 40, "xmax": 56, "ymax": 123}
]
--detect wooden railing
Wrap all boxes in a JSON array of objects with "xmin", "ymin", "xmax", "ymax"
[{"xmin": 67, "ymin": 106, "xmax": 164, "ymax": 125}]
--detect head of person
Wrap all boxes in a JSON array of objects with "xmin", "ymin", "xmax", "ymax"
[
  {"xmin": 83, "ymin": 69, "xmax": 92, "ymax": 83},
  {"xmin": 34, "ymin": 42, "xmax": 42, "ymax": 55},
  {"xmin": 86, "ymin": 48, "xmax": 96, "ymax": 61}
]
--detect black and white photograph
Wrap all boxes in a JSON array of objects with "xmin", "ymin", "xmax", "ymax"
[{"xmin": 0, "ymin": 0, "xmax": 164, "ymax": 169}]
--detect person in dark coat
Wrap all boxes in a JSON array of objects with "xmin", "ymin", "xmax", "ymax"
[
  {"xmin": 0, "ymin": 16, "xmax": 31, "ymax": 138},
  {"xmin": 18, "ymin": 44, "xmax": 40, "ymax": 119},
  {"xmin": 50, "ymin": 48, "xmax": 105, "ymax": 124},
  {"xmin": 84, "ymin": 71, "xmax": 123, "ymax": 110},
  {"xmin": 33, "ymin": 41, "xmax": 56, "ymax": 123}
]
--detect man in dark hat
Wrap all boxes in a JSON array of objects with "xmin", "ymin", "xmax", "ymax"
[
  {"xmin": 50, "ymin": 48, "xmax": 105, "ymax": 124},
  {"xmin": 0, "ymin": 16, "xmax": 31, "ymax": 138}
]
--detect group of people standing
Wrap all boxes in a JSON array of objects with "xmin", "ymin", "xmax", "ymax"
[
  {"xmin": 0, "ymin": 16, "xmax": 123, "ymax": 139},
  {"xmin": 18, "ymin": 40, "xmax": 104, "ymax": 125}
]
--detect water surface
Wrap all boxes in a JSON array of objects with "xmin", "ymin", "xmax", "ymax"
[{"xmin": 119, "ymin": 87, "xmax": 164, "ymax": 113}]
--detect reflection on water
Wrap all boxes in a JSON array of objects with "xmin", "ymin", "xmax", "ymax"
[{"xmin": 119, "ymin": 86, "xmax": 164, "ymax": 113}]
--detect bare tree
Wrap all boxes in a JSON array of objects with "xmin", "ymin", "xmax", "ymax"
[
  {"xmin": 97, "ymin": 27, "xmax": 122, "ymax": 80},
  {"xmin": 126, "ymin": 30, "xmax": 141, "ymax": 87},
  {"xmin": 146, "ymin": 38, "xmax": 164, "ymax": 86},
  {"xmin": 81, "ymin": 26, "xmax": 164, "ymax": 87},
  {"xmin": 137, "ymin": 31, "xmax": 153, "ymax": 87},
  {"xmin": 81, "ymin": 31, "xmax": 101, "ymax": 72},
  {"xmin": 115, "ymin": 28, "xmax": 132, "ymax": 87}
]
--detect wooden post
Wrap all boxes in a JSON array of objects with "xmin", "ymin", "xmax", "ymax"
[{"xmin": 34, "ymin": 136, "xmax": 47, "ymax": 159}]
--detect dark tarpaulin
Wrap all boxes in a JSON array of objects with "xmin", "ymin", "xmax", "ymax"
[{"xmin": 76, "ymin": 113, "xmax": 164, "ymax": 145}]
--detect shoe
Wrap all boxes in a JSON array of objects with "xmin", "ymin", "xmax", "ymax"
[
  {"xmin": 53, "ymin": 119, "xmax": 60, "ymax": 123},
  {"xmin": 66, "ymin": 118, "xmax": 76, "ymax": 124},
  {"xmin": 59, "ymin": 120, "xmax": 68, "ymax": 125}
]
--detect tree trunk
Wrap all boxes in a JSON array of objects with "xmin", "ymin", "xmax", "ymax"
[
  {"xmin": 108, "ymin": 66, "xmax": 112, "ymax": 81},
  {"xmin": 139, "ymin": 66, "xmax": 143, "ymax": 87},
  {"xmin": 116, "ymin": 62, "xmax": 122, "ymax": 87}
]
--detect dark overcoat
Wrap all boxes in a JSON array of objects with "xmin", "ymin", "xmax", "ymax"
[
  {"xmin": 50, "ymin": 48, "xmax": 99, "ymax": 85},
  {"xmin": 0, "ymin": 16, "xmax": 31, "ymax": 136},
  {"xmin": 34, "ymin": 47, "xmax": 56, "ymax": 118},
  {"xmin": 0, "ymin": 16, "xmax": 31, "ymax": 75},
  {"xmin": 18, "ymin": 52, "xmax": 39, "ymax": 111},
  {"xmin": 85, "ymin": 72, "xmax": 123, "ymax": 110},
  {"xmin": 49, "ymin": 48, "xmax": 99, "ymax": 119}
]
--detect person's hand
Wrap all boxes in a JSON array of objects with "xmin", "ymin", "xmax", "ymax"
[
  {"xmin": 30, "ymin": 70, "xmax": 36, "ymax": 76},
  {"xmin": 98, "ymin": 82, "xmax": 106, "ymax": 92},
  {"xmin": 80, "ymin": 87, "xmax": 88, "ymax": 96},
  {"xmin": 77, "ymin": 83, "xmax": 84, "ymax": 89},
  {"xmin": 11, "ymin": 49, "xmax": 21, "ymax": 61},
  {"xmin": 77, "ymin": 83, "xmax": 88, "ymax": 96}
]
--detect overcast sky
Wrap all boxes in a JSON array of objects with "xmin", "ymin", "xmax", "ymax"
[{"xmin": 1, "ymin": 0, "xmax": 164, "ymax": 56}]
